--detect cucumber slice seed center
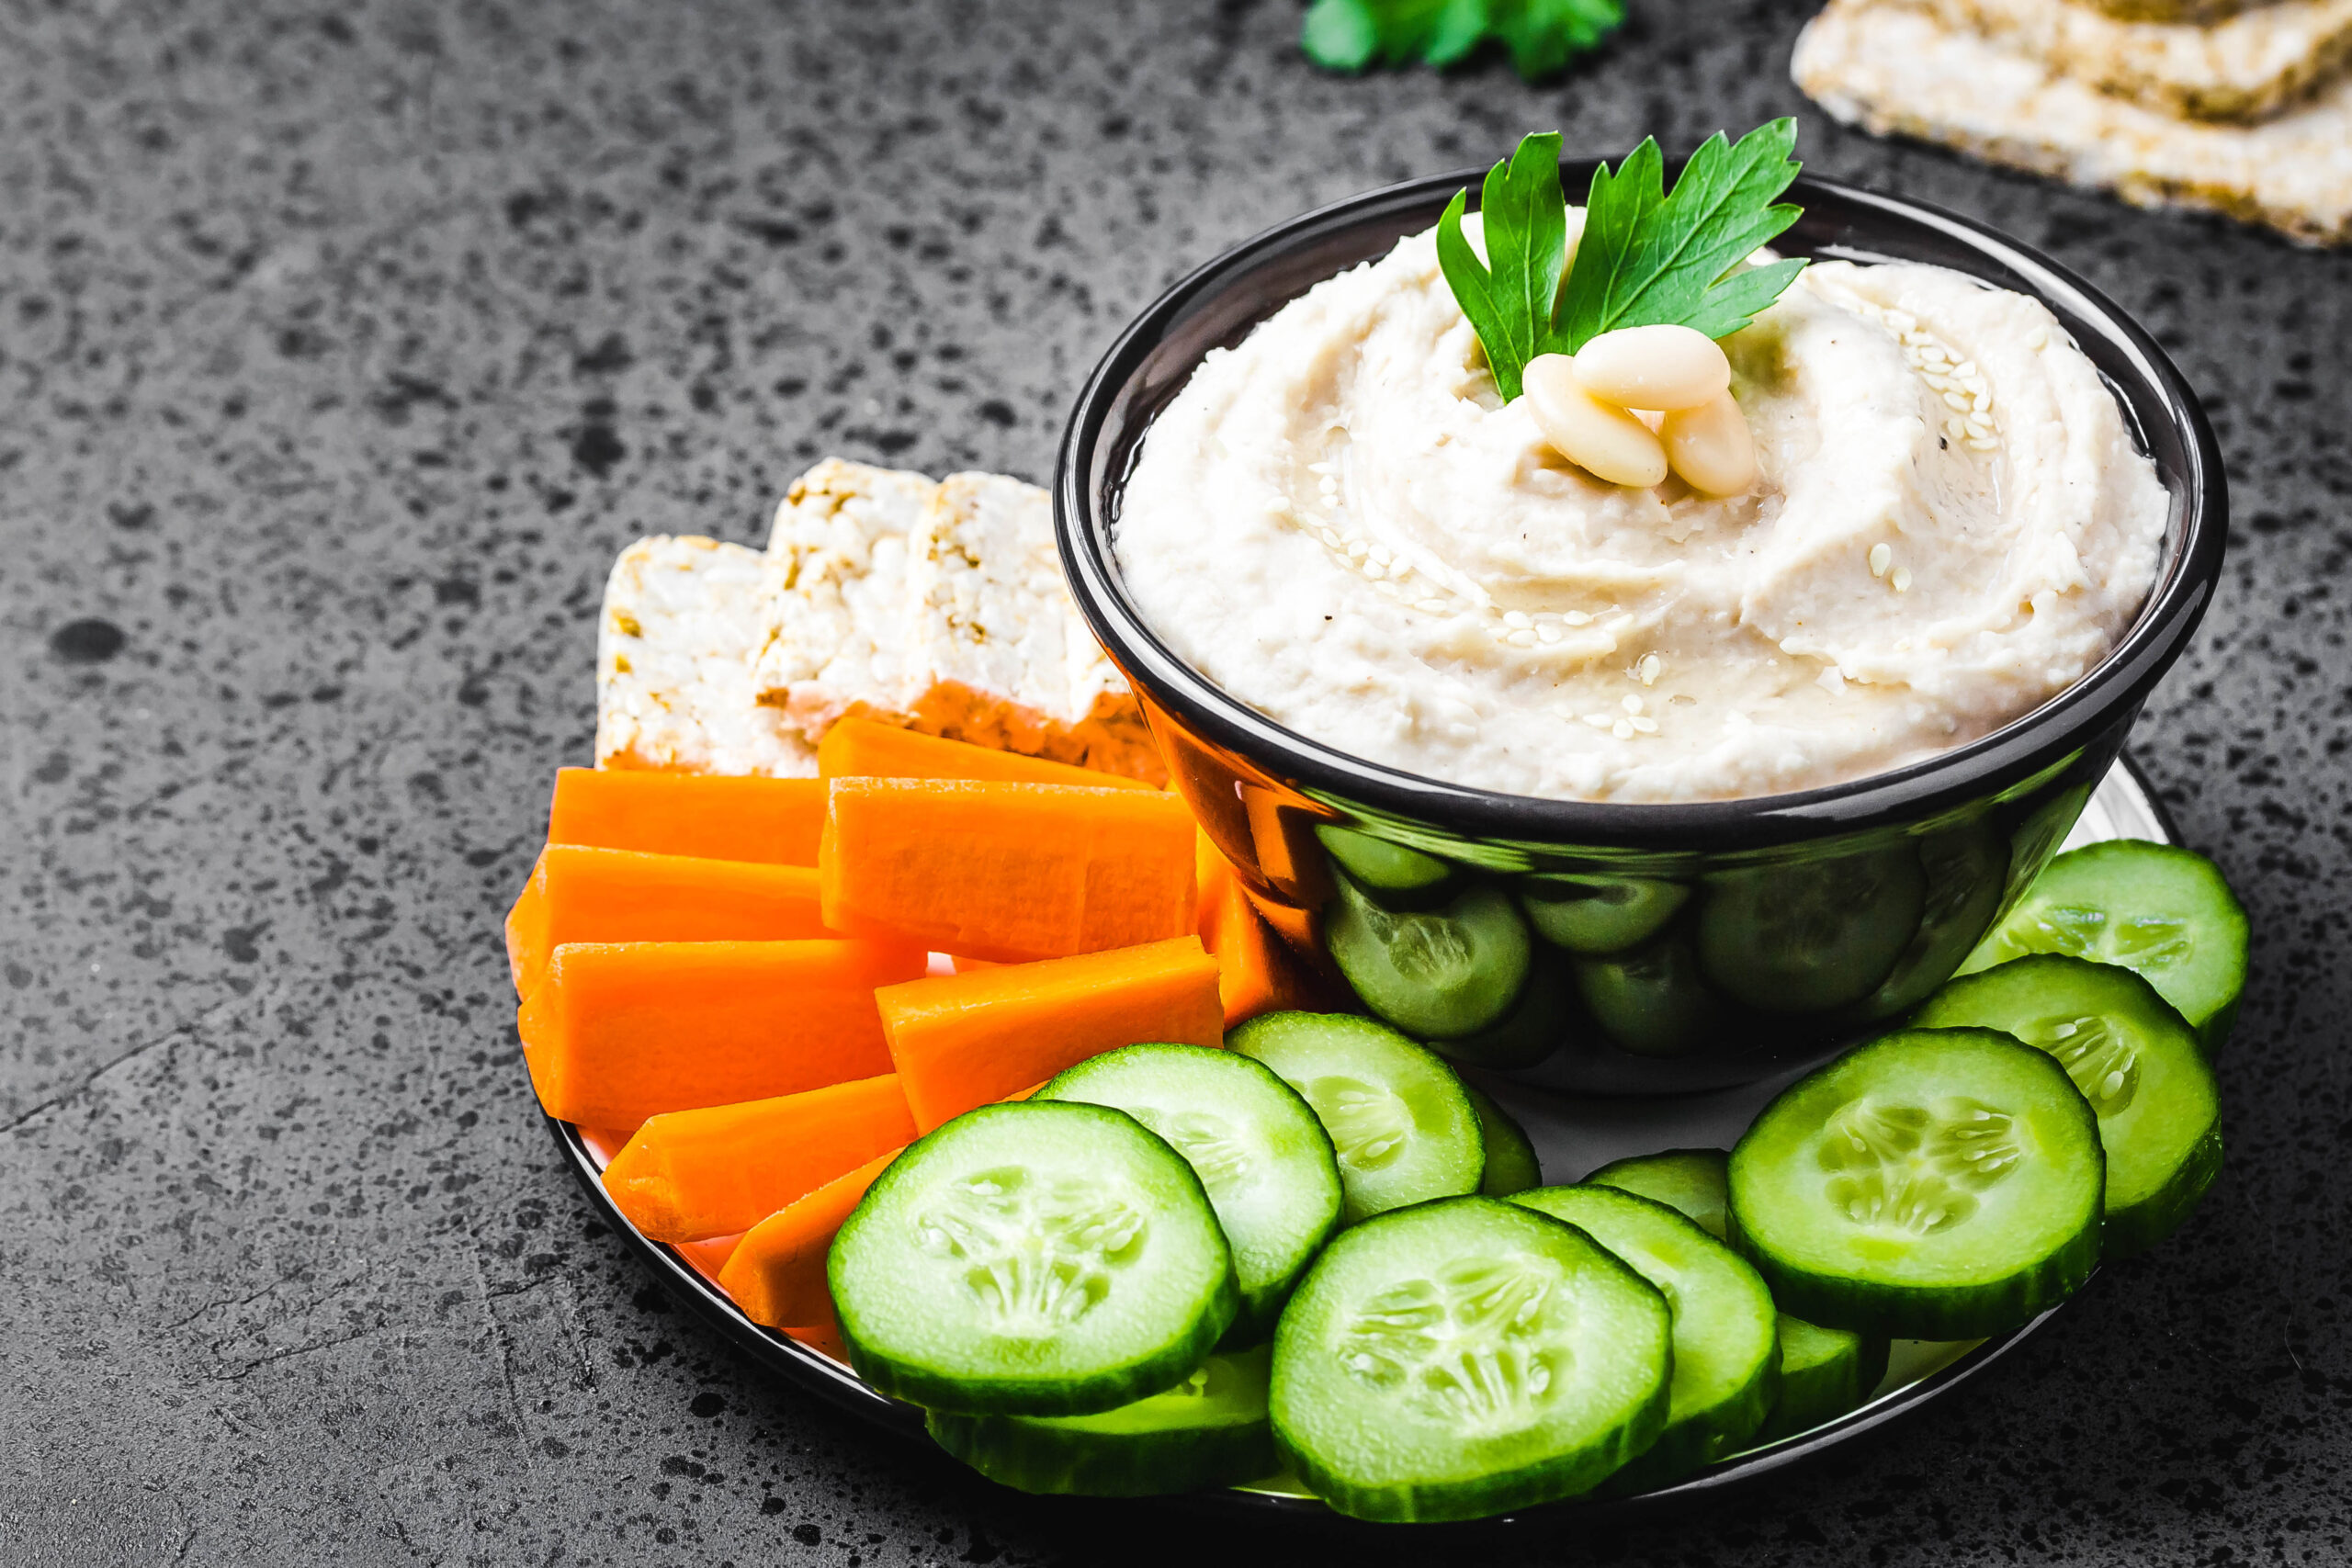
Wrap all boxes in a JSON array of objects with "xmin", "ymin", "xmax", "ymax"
[
  {"xmin": 1367, "ymin": 908, "xmax": 1476, "ymax": 981},
  {"xmin": 1339, "ymin": 1256, "xmax": 1562, "ymax": 1431},
  {"xmin": 2011, "ymin": 906, "xmax": 2195, "ymax": 976},
  {"xmin": 1124, "ymin": 1106, "xmax": 1255, "ymax": 1196},
  {"xmin": 1306, "ymin": 1077, "xmax": 1413, "ymax": 1170},
  {"xmin": 1818, "ymin": 1099, "xmax": 2021, "ymax": 1236},
  {"xmin": 917, "ymin": 1168, "xmax": 1150, "ymax": 1335},
  {"xmin": 2008, "ymin": 1013, "xmax": 2141, "ymax": 1115}
]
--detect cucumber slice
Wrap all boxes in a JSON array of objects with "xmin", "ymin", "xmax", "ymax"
[
  {"xmin": 1039, "ymin": 1044, "xmax": 1343, "ymax": 1339},
  {"xmin": 1431, "ymin": 961, "xmax": 1571, "ymax": 1070},
  {"xmin": 1849, "ymin": 823, "xmax": 2010, "ymax": 1021},
  {"xmin": 1316, "ymin": 824, "xmax": 1461, "ymax": 908},
  {"xmin": 1512, "ymin": 1185, "xmax": 1779, "ymax": 1486},
  {"xmin": 1228, "ymin": 1011, "xmax": 1484, "ymax": 1224},
  {"xmin": 1583, "ymin": 1146, "xmax": 1885, "ymax": 1442},
  {"xmin": 1573, "ymin": 932, "xmax": 1724, "ymax": 1057},
  {"xmin": 1518, "ymin": 874, "xmax": 1690, "ymax": 954},
  {"xmin": 1957, "ymin": 840, "xmax": 2249, "ymax": 1052},
  {"xmin": 829, "ymin": 1101, "xmax": 1238, "ymax": 1416},
  {"xmin": 1912, "ymin": 955, "xmax": 2223, "ymax": 1258},
  {"xmin": 1698, "ymin": 845, "xmax": 1927, "ymax": 1014},
  {"xmin": 1586, "ymin": 1146, "xmax": 1731, "ymax": 1240},
  {"xmin": 924, "ymin": 1343, "xmax": 1276, "ymax": 1496},
  {"xmin": 1271, "ymin": 1196, "xmax": 1672, "ymax": 1522},
  {"xmin": 1463, "ymin": 1083, "xmax": 1541, "ymax": 1196},
  {"xmin": 1760, "ymin": 1316, "xmax": 1890, "ymax": 1442},
  {"xmin": 1727, "ymin": 1028, "xmax": 2104, "ymax": 1339},
  {"xmin": 1326, "ymin": 868, "xmax": 1532, "ymax": 1040}
]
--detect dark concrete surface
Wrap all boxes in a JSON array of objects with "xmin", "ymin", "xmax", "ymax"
[{"xmin": 4, "ymin": 0, "xmax": 2347, "ymax": 1562}]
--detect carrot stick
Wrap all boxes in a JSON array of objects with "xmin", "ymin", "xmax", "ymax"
[
  {"xmin": 603, "ymin": 1075, "xmax": 919, "ymax": 1242},
  {"xmin": 784, "ymin": 1321, "xmax": 848, "ymax": 1359},
  {"xmin": 1194, "ymin": 827, "xmax": 1227, "ymax": 934},
  {"xmin": 877, "ymin": 936, "xmax": 1224, "ymax": 1131},
  {"xmin": 517, "ymin": 939, "xmax": 925, "ymax": 1128},
  {"xmin": 504, "ymin": 845, "xmax": 835, "ymax": 998},
  {"xmin": 547, "ymin": 768, "xmax": 826, "ymax": 864},
  {"xmin": 1203, "ymin": 852, "xmax": 1342, "ymax": 1027},
  {"xmin": 674, "ymin": 1233, "xmax": 744, "ymax": 1281},
  {"xmin": 819, "ymin": 779, "xmax": 1196, "ymax": 963},
  {"xmin": 818, "ymin": 716, "xmax": 1159, "ymax": 790},
  {"xmin": 579, "ymin": 1125, "xmax": 638, "ymax": 1168},
  {"xmin": 712, "ymin": 1076, "xmax": 1043, "ymax": 1328},
  {"xmin": 716, "ymin": 1148, "xmax": 902, "ymax": 1329},
  {"xmin": 1240, "ymin": 782, "xmax": 1336, "ymax": 907},
  {"xmin": 1246, "ymin": 886, "xmax": 1326, "ymax": 968}
]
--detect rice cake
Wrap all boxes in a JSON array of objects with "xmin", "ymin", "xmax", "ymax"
[
  {"xmin": 1924, "ymin": 0, "xmax": 2352, "ymax": 121},
  {"xmin": 749, "ymin": 457, "xmax": 940, "ymax": 743},
  {"xmin": 1795, "ymin": 0, "xmax": 2352, "ymax": 245},
  {"xmin": 741, "ymin": 459, "xmax": 1164, "ymax": 783},
  {"xmin": 898, "ymin": 471, "xmax": 1163, "ymax": 781},
  {"xmin": 596, "ymin": 536, "xmax": 818, "ymax": 777}
]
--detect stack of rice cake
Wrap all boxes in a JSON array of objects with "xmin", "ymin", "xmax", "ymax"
[
  {"xmin": 1795, "ymin": 0, "xmax": 2352, "ymax": 245},
  {"xmin": 594, "ymin": 459, "xmax": 1163, "ymax": 783}
]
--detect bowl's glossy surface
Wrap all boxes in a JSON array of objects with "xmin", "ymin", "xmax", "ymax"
[{"xmin": 1057, "ymin": 165, "xmax": 2225, "ymax": 1093}]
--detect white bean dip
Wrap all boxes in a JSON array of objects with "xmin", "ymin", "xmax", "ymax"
[{"xmin": 1114, "ymin": 218, "xmax": 2168, "ymax": 803}]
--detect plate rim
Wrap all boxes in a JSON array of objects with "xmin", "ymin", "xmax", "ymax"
[{"xmin": 540, "ymin": 754, "xmax": 2177, "ymax": 1534}]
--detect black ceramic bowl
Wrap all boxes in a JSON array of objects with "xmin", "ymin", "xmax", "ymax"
[{"xmin": 1057, "ymin": 164, "xmax": 2225, "ymax": 1094}]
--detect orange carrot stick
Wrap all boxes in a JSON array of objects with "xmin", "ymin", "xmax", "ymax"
[
  {"xmin": 674, "ymin": 1233, "xmax": 744, "ymax": 1281},
  {"xmin": 785, "ymin": 1321, "xmax": 848, "ymax": 1359},
  {"xmin": 504, "ymin": 845, "xmax": 835, "ymax": 998},
  {"xmin": 818, "ymin": 716, "xmax": 1159, "ymax": 790},
  {"xmin": 1194, "ymin": 827, "xmax": 1228, "ymax": 935},
  {"xmin": 1203, "ymin": 854, "xmax": 1342, "ymax": 1027},
  {"xmin": 579, "ymin": 1125, "xmax": 638, "ymax": 1168},
  {"xmin": 547, "ymin": 767, "xmax": 826, "ymax": 864},
  {"xmin": 1239, "ymin": 782, "xmax": 1336, "ymax": 908},
  {"xmin": 603, "ymin": 1075, "xmax": 919, "ymax": 1242},
  {"xmin": 877, "ymin": 936, "xmax": 1224, "ymax": 1131},
  {"xmin": 716, "ymin": 1148, "xmax": 902, "ymax": 1329},
  {"xmin": 819, "ymin": 779, "xmax": 1196, "ymax": 963},
  {"xmin": 517, "ymin": 939, "xmax": 925, "ymax": 1128}
]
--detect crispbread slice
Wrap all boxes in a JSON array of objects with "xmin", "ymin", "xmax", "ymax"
[
  {"xmin": 596, "ymin": 536, "xmax": 817, "ymax": 777},
  {"xmin": 1924, "ymin": 0, "xmax": 2352, "ymax": 122},
  {"xmin": 1795, "ymin": 0, "xmax": 2352, "ymax": 246},
  {"xmin": 899, "ymin": 472, "xmax": 1163, "ymax": 781},
  {"xmin": 749, "ymin": 457, "xmax": 940, "ymax": 743}
]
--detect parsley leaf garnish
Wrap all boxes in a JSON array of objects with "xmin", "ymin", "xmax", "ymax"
[
  {"xmin": 1436, "ymin": 121, "xmax": 1810, "ymax": 402},
  {"xmin": 1557, "ymin": 120, "xmax": 1810, "ymax": 348},
  {"xmin": 1300, "ymin": 0, "xmax": 1623, "ymax": 82},
  {"xmin": 1435, "ymin": 132, "xmax": 1574, "ymax": 403}
]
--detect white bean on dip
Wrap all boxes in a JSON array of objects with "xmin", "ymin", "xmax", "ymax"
[
  {"xmin": 1572, "ymin": 324, "xmax": 1732, "ymax": 412},
  {"xmin": 1522, "ymin": 355, "xmax": 1670, "ymax": 490},
  {"xmin": 1661, "ymin": 392, "xmax": 1758, "ymax": 498},
  {"xmin": 1113, "ymin": 214, "xmax": 2168, "ymax": 805}
]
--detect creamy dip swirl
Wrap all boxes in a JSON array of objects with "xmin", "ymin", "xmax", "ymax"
[{"xmin": 1114, "ymin": 218, "xmax": 2168, "ymax": 803}]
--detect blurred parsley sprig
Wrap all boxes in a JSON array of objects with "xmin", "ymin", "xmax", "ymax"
[{"xmin": 1301, "ymin": 0, "xmax": 1625, "ymax": 81}]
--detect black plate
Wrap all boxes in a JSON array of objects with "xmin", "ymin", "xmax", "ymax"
[{"xmin": 546, "ymin": 759, "xmax": 2177, "ymax": 1536}]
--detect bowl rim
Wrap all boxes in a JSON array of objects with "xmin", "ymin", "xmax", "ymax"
[{"xmin": 1055, "ymin": 163, "xmax": 2226, "ymax": 852}]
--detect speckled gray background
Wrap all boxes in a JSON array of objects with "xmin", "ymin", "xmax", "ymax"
[{"xmin": 4, "ymin": 0, "xmax": 2346, "ymax": 1562}]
